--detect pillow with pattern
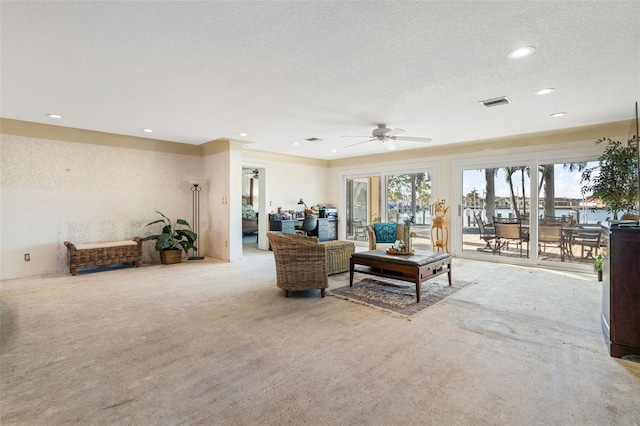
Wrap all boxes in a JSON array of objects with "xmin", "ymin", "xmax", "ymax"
[{"xmin": 373, "ymin": 223, "xmax": 397, "ymax": 243}]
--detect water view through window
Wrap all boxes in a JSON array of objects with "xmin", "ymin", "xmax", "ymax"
[{"xmin": 461, "ymin": 161, "xmax": 602, "ymax": 265}]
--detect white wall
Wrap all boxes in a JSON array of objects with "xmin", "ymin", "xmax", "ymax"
[
  {"xmin": 1, "ymin": 119, "xmax": 631, "ymax": 279},
  {"xmin": 0, "ymin": 134, "xmax": 203, "ymax": 279},
  {"xmin": 242, "ymin": 150, "xmax": 333, "ymax": 212},
  {"xmin": 0, "ymin": 131, "xmax": 332, "ymax": 279}
]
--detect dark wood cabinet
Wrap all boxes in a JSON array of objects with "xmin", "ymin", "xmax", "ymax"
[{"xmin": 601, "ymin": 223, "xmax": 640, "ymax": 358}]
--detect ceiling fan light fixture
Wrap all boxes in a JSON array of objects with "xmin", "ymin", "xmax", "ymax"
[{"xmin": 382, "ymin": 140, "xmax": 398, "ymax": 151}]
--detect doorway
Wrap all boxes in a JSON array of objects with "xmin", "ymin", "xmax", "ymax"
[{"xmin": 242, "ymin": 167, "xmax": 261, "ymax": 250}]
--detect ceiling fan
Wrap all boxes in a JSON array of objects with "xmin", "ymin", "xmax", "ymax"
[
  {"xmin": 342, "ymin": 124, "xmax": 431, "ymax": 151},
  {"xmin": 243, "ymin": 168, "xmax": 259, "ymax": 179}
]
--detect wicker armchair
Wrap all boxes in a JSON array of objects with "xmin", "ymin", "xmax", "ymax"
[
  {"xmin": 266, "ymin": 231, "xmax": 328, "ymax": 297},
  {"xmin": 366, "ymin": 223, "xmax": 405, "ymax": 250}
]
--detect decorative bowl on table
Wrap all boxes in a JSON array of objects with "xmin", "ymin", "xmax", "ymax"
[{"xmin": 386, "ymin": 248, "xmax": 415, "ymax": 255}]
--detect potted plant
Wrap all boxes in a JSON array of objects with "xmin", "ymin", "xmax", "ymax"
[
  {"xmin": 580, "ymin": 136, "xmax": 639, "ymax": 220},
  {"xmin": 143, "ymin": 211, "xmax": 197, "ymax": 264},
  {"xmin": 594, "ymin": 253, "xmax": 603, "ymax": 281}
]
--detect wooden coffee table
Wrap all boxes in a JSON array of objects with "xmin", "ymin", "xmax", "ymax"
[{"xmin": 350, "ymin": 249, "xmax": 452, "ymax": 303}]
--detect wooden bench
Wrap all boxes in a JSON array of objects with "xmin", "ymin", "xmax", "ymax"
[{"xmin": 64, "ymin": 238, "xmax": 143, "ymax": 276}]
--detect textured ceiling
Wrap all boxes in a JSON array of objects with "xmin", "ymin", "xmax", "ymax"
[{"xmin": 2, "ymin": 1, "xmax": 639, "ymax": 160}]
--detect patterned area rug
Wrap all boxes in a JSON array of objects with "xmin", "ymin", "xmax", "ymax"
[{"xmin": 329, "ymin": 277, "xmax": 475, "ymax": 320}]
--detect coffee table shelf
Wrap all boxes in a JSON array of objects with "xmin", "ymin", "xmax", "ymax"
[{"xmin": 350, "ymin": 249, "xmax": 452, "ymax": 303}]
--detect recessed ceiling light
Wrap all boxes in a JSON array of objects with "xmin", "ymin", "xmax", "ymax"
[
  {"xmin": 550, "ymin": 112, "xmax": 567, "ymax": 117},
  {"xmin": 143, "ymin": 128, "xmax": 153, "ymax": 133},
  {"xmin": 46, "ymin": 114, "xmax": 62, "ymax": 119},
  {"xmin": 534, "ymin": 88, "xmax": 555, "ymax": 95},
  {"xmin": 238, "ymin": 132, "xmax": 248, "ymax": 137},
  {"xmin": 508, "ymin": 46, "xmax": 536, "ymax": 59},
  {"xmin": 291, "ymin": 142, "xmax": 299, "ymax": 146},
  {"xmin": 331, "ymin": 149, "xmax": 338, "ymax": 153}
]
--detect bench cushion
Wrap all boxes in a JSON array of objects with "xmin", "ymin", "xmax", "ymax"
[{"xmin": 74, "ymin": 240, "xmax": 138, "ymax": 250}]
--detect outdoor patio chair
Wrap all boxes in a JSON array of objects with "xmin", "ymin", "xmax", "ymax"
[
  {"xmin": 493, "ymin": 216, "xmax": 529, "ymax": 257},
  {"xmin": 538, "ymin": 223, "xmax": 565, "ymax": 261},
  {"xmin": 570, "ymin": 226, "xmax": 602, "ymax": 259},
  {"xmin": 352, "ymin": 220, "xmax": 368, "ymax": 241},
  {"xmin": 474, "ymin": 213, "xmax": 495, "ymax": 251}
]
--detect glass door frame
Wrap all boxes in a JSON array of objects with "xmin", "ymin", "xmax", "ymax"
[
  {"xmin": 339, "ymin": 162, "xmax": 438, "ymax": 242},
  {"xmin": 451, "ymin": 146, "xmax": 602, "ymax": 271}
]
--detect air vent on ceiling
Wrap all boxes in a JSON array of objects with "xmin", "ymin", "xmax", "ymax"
[
  {"xmin": 305, "ymin": 137, "xmax": 323, "ymax": 142},
  {"xmin": 480, "ymin": 96, "xmax": 511, "ymax": 108}
]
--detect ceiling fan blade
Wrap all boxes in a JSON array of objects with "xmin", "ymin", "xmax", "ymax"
[
  {"xmin": 341, "ymin": 135, "xmax": 371, "ymax": 138},
  {"xmin": 393, "ymin": 136, "xmax": 432, "ymax": 143},
  {"xmin": 382, "ymin": 139, "xmax": 398, "ymax": 151},
  {"xmin": 386, "ymin": 128, "xmax": 406, "ymax": 137},
  {"xmin": 345, "ymin": 139, "xmax": 374, "ymax": 148}
]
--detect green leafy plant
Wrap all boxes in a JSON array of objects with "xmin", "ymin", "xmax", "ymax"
[
  {"xmin": 143, "ymin": 211, "xmax": 197, "ymax": 254},
  {"xmin": 580, "ymin": 136, "xmax": 639, "ymax": 220}
]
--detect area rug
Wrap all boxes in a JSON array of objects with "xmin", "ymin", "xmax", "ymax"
[{"xmin": 329, "ymin": 277, "xmax": 475, "ymax": 320}]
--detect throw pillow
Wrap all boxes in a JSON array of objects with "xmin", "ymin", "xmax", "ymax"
[{"xmin": 373, "ymin": 223, "xmax": 397, "ymax": 243}]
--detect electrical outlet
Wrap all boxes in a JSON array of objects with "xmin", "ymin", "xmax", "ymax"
[{"xmin": 24, "ymin": 253, "xmax": 30, "ymax": 261}]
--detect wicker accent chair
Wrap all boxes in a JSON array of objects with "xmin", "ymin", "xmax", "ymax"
[
  {"xmin": 366, "ymin": 223, "xmax": 405, "ymax": 250},
  {"xmin": 266, "ymin": 231, "xmax": 328, "ymax": 297}
]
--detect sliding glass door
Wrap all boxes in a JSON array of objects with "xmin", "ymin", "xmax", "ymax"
[
  {"xmin": 461, "ymin": 166, "xmax": 531, "ymax": 259},
  {"xmin": 386, "ymin": 173, "xmax": 432, "ymax": 250},
  {"xmin": 345, "ymin": 170, "xmax": 433, "ymax": 249},
  {"xmin": 345, "ymin": 176, "xmax": 380, "ymax": 241},
  {"xmin": 456, "ymin": 154, "xmax": 602, "ymax": 269},
  {"xmin": 537, "ymin": 161, "xmax": 602, "ymax": 265}
]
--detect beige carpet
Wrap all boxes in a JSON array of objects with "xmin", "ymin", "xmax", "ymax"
[
  {"xmin": 329, "ymin": 277, "xmax": 475, "ymax": 319},
  {"xmin": 2, "ymin": 250, "xmax": 640, "ymax": 424}
]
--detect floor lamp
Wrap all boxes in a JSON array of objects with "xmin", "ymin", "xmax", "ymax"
[{"xmin": 189, "ymin": 179, "xmax": 204, "ymax": 260}]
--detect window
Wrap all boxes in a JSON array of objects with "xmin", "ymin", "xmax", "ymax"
[
  {"xmin": 455, "ymin": 153, "xmax": 602, "ymax": 269},
  {"xmin": 345, "ymin": 170, "xmax": 433, "ymax": 250}
]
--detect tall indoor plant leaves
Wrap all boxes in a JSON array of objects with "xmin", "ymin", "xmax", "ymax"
[{"xmin": 580, "ymin": 137, "xmax": 639, "ymax": 220}]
